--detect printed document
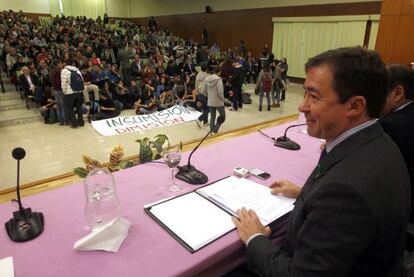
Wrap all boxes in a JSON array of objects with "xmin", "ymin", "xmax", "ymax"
[{"xmin": 145, "ymin": 176, "xmax": 295, "ymax": 252}]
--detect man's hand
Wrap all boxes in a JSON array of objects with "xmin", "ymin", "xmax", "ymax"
[
  {"xmin": 270, "ymin": 180, "xmax": 301, "ymax": 198},
  {"xmin": 232, "ymin": 207, "xmax": 271, "ymax": 244}
]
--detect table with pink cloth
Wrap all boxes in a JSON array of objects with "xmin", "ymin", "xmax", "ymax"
[{"xmin": 0, "ymin": 122, "xmax": 322, "ymax": 277}]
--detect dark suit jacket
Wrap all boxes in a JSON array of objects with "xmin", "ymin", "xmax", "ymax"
[
  {"xmin": 19, "ymin": 73, "xmax": 39, "ymax": 95},
  {"xmin": 247, "ymin": 123, "xmax": 410, "ymax": 277},
  {"xmin": 131, "ymin": 60, "xmax": 142, "ymax": 77},
  {"xmin": 380, "ymin": 101, "xmax": 414, "ymax": 222},
  {"xmin": 183, "ymin": 63, "xmax": 197, "ymax": 76}
]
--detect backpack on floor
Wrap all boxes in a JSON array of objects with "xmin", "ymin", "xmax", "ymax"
[{"xmin": 242, "ymin": 92, "xmax": 252, "ymax": 104}]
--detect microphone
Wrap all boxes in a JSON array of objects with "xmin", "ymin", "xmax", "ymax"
[
  {"xmin": 176, "ymin": 116, "xmax": 225, "ymax": 185},
  {"xmin": 5, "ymin": 147, "xmax": 44, "ymax": 242},
  {"xmin": 274, "ymin": 123, "xmax": 307, "ymax": 150}
]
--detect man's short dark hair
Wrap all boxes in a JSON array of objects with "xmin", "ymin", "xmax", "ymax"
[
  {"xmin": 66, "ymin": 59, "xmax": 75, "ymax": 66},
  {"xmin": 305, "ymin": 47, "xmax": 388, "ymax": 118},
  {"xmin": 387, "ymin": 64, "xmax": 414, "ymax": 101},
  {"xmin": 200, "ymin": 63, "xmax": 208, "ymax": 72}
]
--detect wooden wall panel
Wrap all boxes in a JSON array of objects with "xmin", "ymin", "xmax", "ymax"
[
  {"xmin": 392, "ymin": 15, "xmax": 414, "ymax": 63},
  {"xmin": 380, "ymin": 0, "xmax": 403, "ymax": 15},
  {"xmin": 376, "ymin": 0, "xmax": 414, "ymax": 64},
  {"xmin": 130, "ymin": 2, "xmax": 381, "ymax": 57},
  {"xmin": 402, "ymin": 0, "xmax": 414, "ymax": 14},
  {"xmin": 375, "ymin": 16, "xmax": 400, "ymax": 63}
]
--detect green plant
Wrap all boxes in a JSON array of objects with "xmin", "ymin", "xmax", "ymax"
[
  {"xmin": 135, "ymin": 134, "xmax": 171, "ymax": 164},
  {"xmin": 74, "ymin": 145, "xmax": 135, "ymax": 178},
  {"xmin": 74, "ymin": 134, "xmax": 178, "ymax": 178}
]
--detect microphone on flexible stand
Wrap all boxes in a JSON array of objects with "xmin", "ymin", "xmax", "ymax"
[
  {"xmin": 274, "ymin": 123, "xmax": 307, "ymax": 150},
  {"xmin": 176, "ymin": 116, "xmax": 225, "ymax": 185},
  {"xmin": 5, "ymin": 147, "xmax": 44, "ymax": 242}
]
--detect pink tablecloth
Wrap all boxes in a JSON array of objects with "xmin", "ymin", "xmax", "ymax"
[{"xmin": 0, "ymin": 122, "xmax": 321, "ymax": 277}]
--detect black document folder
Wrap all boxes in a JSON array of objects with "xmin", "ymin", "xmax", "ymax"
[{"xmin": 144, "ymin": 176, "xmax": 295, "ymax": 253}]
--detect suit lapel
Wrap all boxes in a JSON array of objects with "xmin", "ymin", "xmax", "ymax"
[{"xmin": 302, "ymin": 123, "xmax": 384, "ymax": 187}]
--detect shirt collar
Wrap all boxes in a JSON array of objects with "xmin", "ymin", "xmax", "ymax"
[
  {"xmin": 325, "ymin": 119, "xmax": 377, "ymax": 153},
  {"xmin": 394, "ymin": 100, "xmax": 413, "ymax": 112}
]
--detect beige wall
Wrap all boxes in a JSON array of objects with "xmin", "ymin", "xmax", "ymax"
[
  {"xmin": 0, "ymin": 0, "xmax": 381, "ymax": 17},
  {"xmin": 127, "ymin": 0, "xmax": 382, "ymax": 17},
  {"xmin": 0, "ymin": 0, "xmax": 50, "ymax": 14},
  {"xmin": 106, "ymin": 0, "xmax": 130, "ymax": 18}
]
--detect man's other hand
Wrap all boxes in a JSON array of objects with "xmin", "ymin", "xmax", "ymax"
[
  {"xmin": 232, "ymin": 207, "xmax": 271, "ymax": 244},
  {"xmin": 270, "ymin": 180, "xmax": 301, "ymax": 198}
]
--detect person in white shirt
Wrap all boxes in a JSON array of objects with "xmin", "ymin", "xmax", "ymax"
[{"xmin": 61, "ymin": 60, "xmax": 84, "ymax": 128}]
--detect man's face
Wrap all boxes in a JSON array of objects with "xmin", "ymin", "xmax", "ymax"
[
  {"xmin": 22, "ymin": 67, "xmax": 29, "ymax": 75},
  {"xmin": 299, "ymin": 65, "xmax": 350, "ymax": 142}
]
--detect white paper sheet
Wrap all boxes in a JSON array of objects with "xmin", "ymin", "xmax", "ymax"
[
  {"xmin": 74, "ymin": 217, "xmax": 131, "ymax": 252},
  {"xmin": 148, "ymin": 193, "xmax": 235, "ymax": 251},
  {"xmin": 197, "ymin": 176, "xmax": 295, "ymax": 225},
  {"xmin": 0, "ymin": 257, "xmax": 14, "ymax": 277}
]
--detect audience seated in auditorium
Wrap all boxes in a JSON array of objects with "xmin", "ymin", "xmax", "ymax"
[{"xmin": 0, "ymin": 9, "xmax": 281, "ymax": 130}]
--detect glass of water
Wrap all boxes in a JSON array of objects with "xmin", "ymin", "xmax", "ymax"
[
  {"xmin": 164, "ymin": 150, "xmax": 182, "ymax": 192},
  {"xmin": 84, "ymin": 167, "xmax": 121, "ymax": 231}
]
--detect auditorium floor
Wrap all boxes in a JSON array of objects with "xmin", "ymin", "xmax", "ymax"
[{"xmin": 0, "ymin": 83, "xmax": 304, "ymax": 194}]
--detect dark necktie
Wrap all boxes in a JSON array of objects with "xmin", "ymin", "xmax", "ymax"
[{"xmin": 319, "ymin": 148, "xmax": 327, "ymax": 163}]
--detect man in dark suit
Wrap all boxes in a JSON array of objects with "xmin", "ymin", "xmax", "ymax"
[
  {"xmin": 232, "ymin": 47, "xmax": 410, "ymax": 276},
  {"xmin": 182, "ymin": 57, "xmax": 197, "ymax": 77},
  {"xmin": 130, "ymin": 54, "xmax": 143, "ymax": 78},
  {"xmin": 380, "ymin": 64, "xmax": 414, "ymax": 223},
  {"xmin": 19, "ymin": 66, "xmax": 42, "ymax": 103}
]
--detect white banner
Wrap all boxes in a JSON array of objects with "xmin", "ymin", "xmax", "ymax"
[{"xmin": 91, "ymin": 105, "xmax": 201, "ymax": 136}]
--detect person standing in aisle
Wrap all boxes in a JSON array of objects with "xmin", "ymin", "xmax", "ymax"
[{"xmin": 203, "ymin": 66, "xmax": 225, "ymax": 134}]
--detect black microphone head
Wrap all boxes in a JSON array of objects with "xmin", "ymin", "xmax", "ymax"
[
  {"xmin": 12, "ymin": 147, "xmax": 26, "ymax": 160},
  {"xmin": 216, "ymin": 116, "xmax": 225, "ymax": 124}
]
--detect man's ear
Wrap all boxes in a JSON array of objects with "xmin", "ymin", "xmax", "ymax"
[
  {"xmin": 391, "ymin": 85, "xmax": 405, "ymax": 102},
  {"xmin": 346, "ymin": 95, "xmax": 366, "ymax": 116}
]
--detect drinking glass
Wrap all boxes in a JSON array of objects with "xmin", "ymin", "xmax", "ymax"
[
  {"xmin": 84, "ymin": 167, "xmax": 121, "ymax": 231},
  {"xmin": 164, "ymin": 151, "xmax": 182, "ymax": 192}
]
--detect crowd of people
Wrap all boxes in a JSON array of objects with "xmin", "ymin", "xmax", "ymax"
[{"xmin": 0, "ymin": 10, "xmax": 289, "ymax": 132}]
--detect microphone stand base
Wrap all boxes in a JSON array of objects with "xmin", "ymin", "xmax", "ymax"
[
  {"xmin": 5, "ymin": 208, "xmax": 44, "ymax": 242},
  {"xmin": 176, "ymin": 165, "xmax": 208, "ymax": 185},
  {"xmin": 274, "ymin": 137, "xmax": 301, "ymax": 151}
]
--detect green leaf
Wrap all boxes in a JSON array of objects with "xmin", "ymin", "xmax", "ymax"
[
  {"xmin": 139, "ymin": 143, "xmax": 153, "ymax": 163},
  {"xmin": 120, "ymin": 161, "xmax": 135, "ymax": 169},
  {"xmin": 74, "ymin": 167, "xmax": 89, "ymax": 178}
]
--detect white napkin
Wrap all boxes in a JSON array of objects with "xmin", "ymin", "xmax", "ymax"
[
  {"xmin": 74, "ymin": 217, "xmax": 131, "ymax": 253},
  {"xmin": 0, "ymin": 257, "xmax": 14, "ymax": 277}
]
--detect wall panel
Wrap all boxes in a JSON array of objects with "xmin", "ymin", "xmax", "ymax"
[
  {"xmin": 376, "ymin": 0, "xmax": 414, "ymax": 64},
  {"xmin": 375, "ymin": 15, "xmax": 400, "ymax": 63},
  {"xmin": 401, "ymin": 0, "xmax": 414, "ymax": 14},
  {"xmin": 130, "ymin": 2, "xmax": 381, "ymax": 57},
  {"xmin": 392, "ymin": 15, "xmax": 414, "ymax": 63},
  {"xmin": 380, "ymin": 0, "xmax": 403, "ymax": 15}
]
